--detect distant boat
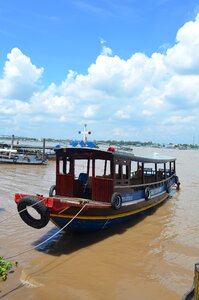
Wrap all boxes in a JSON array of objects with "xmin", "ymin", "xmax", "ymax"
[{"xmin": 0, "ymin": 148, "xmax": 48, "ymax": 165}]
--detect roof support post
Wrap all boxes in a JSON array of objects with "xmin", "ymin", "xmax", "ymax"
[{"xmin": 142, "ymin": 162, "xmax": 144, "ymax": 184}]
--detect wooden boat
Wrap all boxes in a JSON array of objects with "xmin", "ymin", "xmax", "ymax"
[
  {"xmin": 182, "ymin": 262, "xmax": 199, "ymax": 300},
  {"xmin": 14, "ymin": 147, "xmax": 180, "ymax": 231},
  {"xmin": 0, "ymin": 148, "xmax": 48, "ymax": 165}
]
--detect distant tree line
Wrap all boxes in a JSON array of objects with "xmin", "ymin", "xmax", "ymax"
[
  {"xmin": 98, "ymin": 140, "xmax": 155, "ymax": 146},
  {"xmin": 0, "ymin": 135, "xmax": 198, "ymax": 149}
]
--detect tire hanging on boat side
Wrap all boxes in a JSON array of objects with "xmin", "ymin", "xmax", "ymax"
[
  {"xmin": 144, "ymin": 187, "xmax": 151, "ymax": 201},
  {"xmin": 166, "ymin": 182, "xmax": 171, "ymax": 193},
  {"xmin": 49, "ymin": 185, "xmax": 56, "ymax": 197},
  {"xmin": 17, "ymin": 196, "xmax": 50, "ymax": 229},
  {"xmin": 175, "ymin": 175, "xmax": 179, "ymax": 184},
  {"xmin": 111, "ymin": 192, "xmax": 122, "ymax": 210},
  {"xmin": 174, "ymin": 175, "xmax": 180, "ymax": 190}
]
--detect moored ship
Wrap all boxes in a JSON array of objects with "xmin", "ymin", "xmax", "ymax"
[
  {"xmin": 0, "ymin": 148, "xmax": 48, "ymax": 165},
  {"xmin": 14, "ymin": 146, "xmax": 180, "ymax": 231}
]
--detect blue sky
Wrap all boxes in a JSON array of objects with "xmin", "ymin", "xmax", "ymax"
[{"xmin": 0, "ymin": 0, "xmax": 199, "ymax": 143}]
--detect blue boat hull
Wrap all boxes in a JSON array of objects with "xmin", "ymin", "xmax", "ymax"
[{"xmin": 50, "ymin": 193, "xmax": 169, "ymax": 232}]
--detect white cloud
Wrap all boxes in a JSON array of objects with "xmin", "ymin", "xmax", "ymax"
[
  {"xmin": 0, "ymin": 48, "xmax": 43, "ymax": 100},
  {"xmin": 1, "ymin": 14, "xmax": 199, "ymax": 142},
  {"xmin": 100, "ymin": 38, "xmax": 113, "ymax": 56},
  {"xmin": 111, "ymin": 127, "xmax": 137, "ymax": 139},
  {"xmin": 115, "ymin": 109, "xmax": 130, "ymax": 119},
  {"xmin": 166, "ymin": 115, "xmax": 196, "ymax": 124},
  {"xmin": 165, "ymin": 15, "xmax": 199, "ymax": 74},
  {"xmin": 83, "ymin": 105, "xmax": 99, "ymax": 118},
  {"xmin": 101, "ymin": 46, "xmax": 113, "ymax": 56}
]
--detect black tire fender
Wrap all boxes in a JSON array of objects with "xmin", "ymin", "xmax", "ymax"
[
  {"xmin": 175, "ymin": 175, "xmax": 179, "ymax": 184},
  {"xmin": 174, "ymin": 175, "xmax": 180, "ymax": 190},
  {"xmin": 111, "ymin": 193, "xmax": 122, "ymax": 210},
  {"xmin": 49, "ymin": 185, "xmax": 56, "ymax": 197},
  {"xmin": 144, "ymin": 187, "xmax": 151, "ymax": 200},
  {"xmin": 17, "ymin": 196, "xmax": 50, "ymax": 229},
  {"xmin": 166, "ymin": 182, "xmax": 171, "ymax": 193},
  {"xmin": 13, "ymin": 157, "xmax": 18, "ymax": 163}
]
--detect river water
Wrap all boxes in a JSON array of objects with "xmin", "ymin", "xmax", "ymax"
[{"xmin": 0, "ymin": 147, "xmax": 199, "ymax": 300}]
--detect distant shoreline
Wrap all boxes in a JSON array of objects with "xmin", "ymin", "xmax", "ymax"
[{"xmin": 0, "ymin": 135, "xmax": 198, "ymax": 150}]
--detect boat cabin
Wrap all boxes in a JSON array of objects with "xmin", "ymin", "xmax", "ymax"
[{"xmin": 55, "ymin": 148, "xmax": 176, "ymax": 202}]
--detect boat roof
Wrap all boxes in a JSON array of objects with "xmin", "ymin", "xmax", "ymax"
[
  {"xmin": 0, "ymin": 148, "xmax": 17, "ymax": 153},
  {"xmin": 55, "ymin": 147, "xmax": 176, "ymax": 163},
  {"xmin": 126, "ymin": 153, "xmax": 176, "ymax": 163}
]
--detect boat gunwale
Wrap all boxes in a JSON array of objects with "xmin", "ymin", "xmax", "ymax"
[
  {"xmin": 50, "ymin": 194, "xmax": 169, "ymax": 220},
  {"xmin": 46, "ymin": 174, "xmax": 175, "ymax": 204},
  {"xmin": 115, "ymin": 173, "xmax": 176, "ymax": 189}
]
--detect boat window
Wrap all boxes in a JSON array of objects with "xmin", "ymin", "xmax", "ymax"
[
  {"xmin": 122, "ymin": 165, "xmax": 128, "ymax": 179},
  {"xmin": 74, "ymin": 159, "xmax": 89, "ymax": 178},
  {"xmin": 95, "ymin": 159, "xmax": 111, "ymax": 177},
  {"xmin": 115, "ymin": 164, "xmax": 121, "ymax": 179},
  {"xmin": 131, "ymin": 161, "xmax": 138, "ymax": 177},
  {"xmin": 59, "ymin": 156, "xmax": 70, "ymax": 174},
  {"xmin": 158, "ymin": 162, "xmax": 173, "ymax": 178},
  {"xmin": 143, "ymin": 163, "xmax": 154, "ymax": 176},
  {"xmin": 114, "ymin": 162, "xmax": 130, "ymax": 181}
]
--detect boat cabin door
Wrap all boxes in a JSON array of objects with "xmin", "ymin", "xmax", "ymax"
[{"xmin": 74, "ymin": 157, "xmax": 92, "ymax": 198}]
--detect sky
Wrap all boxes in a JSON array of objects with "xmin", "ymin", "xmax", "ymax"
[{"xmin": 0, "ymin": 0, "xmax": 199, "ymax": 144}]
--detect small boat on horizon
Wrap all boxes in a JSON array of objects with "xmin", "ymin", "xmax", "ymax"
[
  {"xmin": 14, "ymin": 146, "xmax": 180, "ymax": 232},
  {"xmin": 0, "ymin": 148, "xmax": 48, "ymax": 165}
]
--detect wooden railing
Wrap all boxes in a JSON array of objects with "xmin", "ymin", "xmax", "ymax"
[
  {"xmin": 92, "ymin": 177, "xmax": 113, "ymax": 202},
  {"xmin": 56, "ymin": 174, "xmax": 74, "ymax": 196}
]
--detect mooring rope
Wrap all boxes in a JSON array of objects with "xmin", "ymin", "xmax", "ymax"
[
  {"xmin": 0, "ymin": 197, "xmax": 46, "ymax": 224},
  {"xmin": 5, "ymin": 203, "xmax": 87, "ymax": 260}
]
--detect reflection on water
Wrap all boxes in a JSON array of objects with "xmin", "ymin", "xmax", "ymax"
[{"xmin": 0, "ymin": 148, "xmax": 199, "ymax": 299}]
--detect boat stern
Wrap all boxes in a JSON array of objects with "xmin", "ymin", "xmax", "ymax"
[{"xmin": 14, "ymin": 193, "xmax": 54, "ymax": 208}]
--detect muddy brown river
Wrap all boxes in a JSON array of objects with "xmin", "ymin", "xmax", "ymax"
[{"xmin": 0, "ymin": 147, "xmax": 199, "ymax": 300}]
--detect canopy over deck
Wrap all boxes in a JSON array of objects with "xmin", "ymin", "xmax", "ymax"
[
  {"xmin": 55, "ymin": 147, "xmax": 176, "ymax": 163},
  {"xmin": 115, "ymin": 152, "xmax": 176, "ymax": 163}
]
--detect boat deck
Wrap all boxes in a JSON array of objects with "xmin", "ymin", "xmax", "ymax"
[{"xmin": 53, "ymin": 195, "xmax": 111, "ymax": 207}]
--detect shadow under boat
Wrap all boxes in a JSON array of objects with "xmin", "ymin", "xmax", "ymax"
[{"xmin": 32, "ymin": 202, "xmax": 165, "ymax": 257}]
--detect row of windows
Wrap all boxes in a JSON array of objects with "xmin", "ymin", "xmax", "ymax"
[
  {"xmin": 58, "ymin": 158, "xmax": 111, "ymax": 177},
  {"xmin": 58, "ymin": 157, "xmax": 174, "ymax": 181}
]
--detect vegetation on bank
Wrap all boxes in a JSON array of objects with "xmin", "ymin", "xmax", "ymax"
[
  {"xmin": 0, "ymin": 258, "xmax": 18, "ymax": 281},
  {"xmin": 99, "ymin": 140, "xmax": 199, "ymax": 149}
]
